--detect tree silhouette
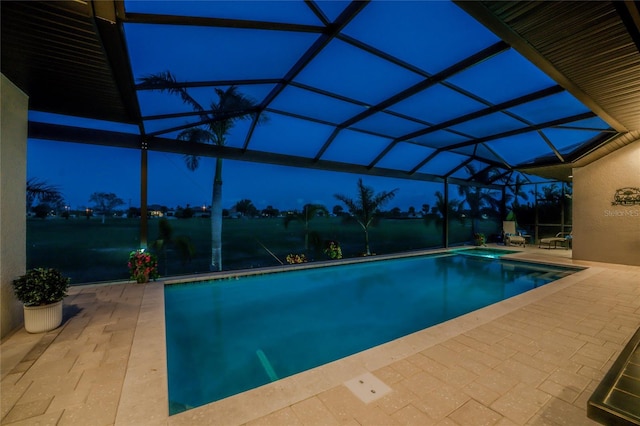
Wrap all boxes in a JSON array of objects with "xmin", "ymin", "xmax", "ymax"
[
  {"xmin": 334, "ymin": 179, "xmax": 398, "ymax": 256},
  {"xmin": 261, "ymin": 205, "xmax": 279, "ymax": 217},
  {"xmin": 234, "ymin": 199, "xmax": 258, "ymax": 217},
  {"xmin": 149, "ymin": 218, "xmax": 194, "ymax": 275},
  {"xmin": 284, "ymin": 204, "xmax": 328, "ymax": 251},
  {"xmin": 424, "ymin": 190, "xmax": 463, "ymax": 229},
  {"xmin": 506, "ymin": 173, "xmax": 529, "ymax": 209},
  {"xmin": 457, "ymin": 165, "xmax": 501, "ymax": 236},
  {"xmin": 89, "ymin": 192, "xmax": 124, "ymax": 224}
]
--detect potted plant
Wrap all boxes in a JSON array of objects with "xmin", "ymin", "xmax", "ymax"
[
  {"xmin": 474, "ymin": 233, "xmax": 486, "ymax": 246},
  {"xmin": 12, "ymin": 267, "xmax": 70, "ymax": 333}
]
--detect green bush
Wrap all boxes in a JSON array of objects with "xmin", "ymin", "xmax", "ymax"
[{"xmin": 13, "ymin": 268, "xmax": 70, "ymax": 306}]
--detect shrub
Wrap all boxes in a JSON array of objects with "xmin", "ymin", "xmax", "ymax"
[{"xmin": 13, "ymin": 268, "xmax": 70, "ymax": 306}]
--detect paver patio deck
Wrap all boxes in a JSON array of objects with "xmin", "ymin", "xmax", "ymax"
[{"xmin": 1, "ymin": 246, "xmax": 639, "ymax": 425}]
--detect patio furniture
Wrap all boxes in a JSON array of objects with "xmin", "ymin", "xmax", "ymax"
[
  {"xmin": 538, "ymin": 232, "xmax": 572, "ymax": 249},
  {"xmin": 502, "ymin": 221, "xmax": 526, "ymax": 247}
]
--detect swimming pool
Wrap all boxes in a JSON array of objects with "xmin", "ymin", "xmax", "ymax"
[{"xmin": 164, "ymin": 251, "xmax": 581, "ymax": 414}]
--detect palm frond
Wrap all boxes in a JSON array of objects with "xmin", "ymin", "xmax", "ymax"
[
  {"xmin": 177, "ymin": 127, "xmax": 213, "ymax": 144},
  {"xmin": 139, "ymin": 71, "xmax": 208, "ymax": 120},
  {"xmin": 177, "ymin": 127, "xmax": 213, "ymax": 171},
  {"xmin": 27, "ymin": 178, "xmax": 62, "ymax": 203},
  {"xmin": 181, "ymin": 155, "xmax": 198, "ymax": 171}
]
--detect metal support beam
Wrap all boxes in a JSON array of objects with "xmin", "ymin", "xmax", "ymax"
[
  {"xmin": 140, "ymin": 141, "xmax": 148, "ymax": 248},
  {"xmin": 124, "ymin": 12, "xmax": 324, "ymax": 33},
  {"xmin": 396, "ymin": 85, "xmax": 564, "ymax": 143},
  {"xmin": 443, "ymin": 112, "xmax": 596, "ymax": 152},
  {"xmin": 444, "ymin": 178, "xmax": 449, "ymax": 248},
  {"xmin": 27, "ymin": 121, "xmax": 506, "ymax": 190}
]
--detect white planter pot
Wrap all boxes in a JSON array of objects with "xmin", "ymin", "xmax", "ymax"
[{"xmin": 23, "ymin": 300, "xmax": 63, "ymax": 333}]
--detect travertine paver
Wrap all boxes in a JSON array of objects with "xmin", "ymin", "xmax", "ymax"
[
  {"xmin": 291, "ymin": 397, "xmax": 340, "ymax": 425},
  {"xmin": 1, "ymin": 248, "xmax": 639, "ymax": 425},
  {"xmin": 245, "ymin": 406, "xmax": 303, "ymax": 426},
  {"xmin": 1, "ymin": 283, "xmax": 144, "ymax": 426},
  {"xmin": 449, "ymin": 399, "xmax": 503, "ymax": 425}
]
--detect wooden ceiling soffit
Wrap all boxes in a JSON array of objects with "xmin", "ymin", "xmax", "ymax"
[
  {"xmin": 1, "ymin": 1, "xmax": 138, "ymax": 124},
  {"xmin": 90, "ymin": 0, "xmax": 142, "ymax": 123}
]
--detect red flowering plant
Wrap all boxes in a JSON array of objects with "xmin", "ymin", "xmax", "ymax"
[
  {"xmin": 285, "ymin": 253, "xmax": 307, "ymax": 264},
  {"xmin": 127, "ymin": 249, "xmax": 159, "ymax": 283}
]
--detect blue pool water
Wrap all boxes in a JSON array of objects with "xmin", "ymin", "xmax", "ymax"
[
  {"xmin": 453, "ymin": 247, "xmax": 518, "ymax": 258},
  {"xmin": 164, "ymin": 252, "xmax": 581, "ymax": 414}
]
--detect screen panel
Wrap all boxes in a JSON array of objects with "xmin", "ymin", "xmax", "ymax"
[
  {"xmin": 351, "ymin": 112, "xmax": 427, "ymax": 138},
  {"xmin": 485, "ymin": 132, "xmax": 553, "ymax": 165},
  {"xmin": 293, "ymin": 39, "xmax": 424, "ymax": 105},
  {"xmin": 375, "ymin": 142, "xmax": 437, "ymax": 172},
  {"xmin": 446, "ymin": 50, "xmax": 557, "ymax": 104},
  {"xmin": 248, "ymin": 112, "xmax": 334, "ymax": 157},
  {"xmin": 125, "ymin": 23, "xmax": 318, "ymax": 81},
  {"xmin": 506, "ymin": 91, "xmax": 591, "ymax": 125},
  {"xmin": 412, "ymin": 130, "xmax": 471, "ymax": 149},
  {"xmin": 390, "ymin": 83, "xmax": 486, "ymax": 125},
  {"xmin": 320, "ymin": 129, "xmax": 393, "ymax": 165},
  {"xmin": 415, "ymin": 151, "xmax": 470, "ymax": 176},
  {"xmin": 342, "ymin": 1, "xmax": 500, "ymax": 74},
  {"xmin": 448, "ymin": 112, "xmax": 526, "ymax": 138},
  {"xmin": 269, "ymin": 85, "xmax": 367, "ymax": 123},
  {"xmin": 542, "ymin": 128, "xmax": 605, "ymax": 155}
]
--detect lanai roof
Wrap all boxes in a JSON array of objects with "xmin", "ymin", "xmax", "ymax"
[{"xmin": 2, "ymin": 1, "xmax": 640, "ymax": 185}]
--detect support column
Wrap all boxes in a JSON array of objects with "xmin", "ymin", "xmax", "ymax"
[
  {"xmin": 1, "ymin": 74, "xmax": 28, "ymax": 338},
  {"xmin": 140, "ymin": 141, "xmax": 148, "ymax": 248},
  {"xmin": 534, "ymin": 183, "xmax": 539, "ymax": 242},
  {"xmin": 443, "ymin": 178, "xmax": 449, "ymax": 248}
]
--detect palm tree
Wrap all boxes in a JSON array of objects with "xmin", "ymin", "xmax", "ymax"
[
  {"xmin": 504, "ymin": 173, "xmax": 529, "ymax": 229},
  {"xmin": 283, "ymin": 204, "xmax": 329, "ymax": 251},
  {"xmin": 424, "ymin": 190, "xmax": 463, "ymax": 229},
  {"xmin": 140, "ymin": 72, "xmax": 264, "ymax": 271},
  {"xmin": 457, "ymin": 165, "xmax": 501, "ymax": 236},
  {"xmin": 334, "ymin": 178, "xmax": 398, "ymax": 256},
  {"xmin": 507, "ymin": 174, "xmax": 529, "ymax": 209},
  {"xmin": 149, "ymin": 218, "xmax": 194, "ymax": 275},
  {"xmin": 458, "ymin": 184, "xmax": 501, "ymax": 235}
]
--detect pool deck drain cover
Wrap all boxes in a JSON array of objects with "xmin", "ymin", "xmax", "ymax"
[{"xmin": 344, "ymin": 372, "xmax": 392, "ymax": 403}]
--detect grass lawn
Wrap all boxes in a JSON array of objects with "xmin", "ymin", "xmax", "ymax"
[{"xmin": 27, "ymin": 216, "xmax": 501, "ymax": 284}]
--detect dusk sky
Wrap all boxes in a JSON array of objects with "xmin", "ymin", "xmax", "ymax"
[{"xmin": 27, "ymin": 137, "xmax": 442, "ymax": 213}]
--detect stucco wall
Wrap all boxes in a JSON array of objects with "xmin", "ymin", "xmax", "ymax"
[
  {"xmin": 573, "ymin": 140, "xmax": 640, "ymax": 266},
  {"xmin": 1, "ymin": 74, "xmax": 28, "ymax": 339}
]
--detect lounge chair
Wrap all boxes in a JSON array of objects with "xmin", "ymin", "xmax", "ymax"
[
  {"xmin": 539, "ymin": 232, "xmax": 572, "ymax": 249},
  {"xmin": 503, "ymin": 221, "xmax": 526, "ymax": 247}
]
